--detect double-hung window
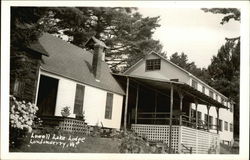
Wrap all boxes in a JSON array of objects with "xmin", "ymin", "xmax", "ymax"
[
  {"xmin": 105, "ymin": 93, "xmax": 113, "ymax": 119},
  {"xmin": 74, "ymin": 84, "xmax": 85, "ymax": 116}
]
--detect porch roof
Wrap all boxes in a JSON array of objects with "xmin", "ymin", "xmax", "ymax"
[{"xmin": 113, "ymin": 74, "xmax": 229, "ymax": 109}]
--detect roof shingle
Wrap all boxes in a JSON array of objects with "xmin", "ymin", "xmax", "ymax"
[{"xmin": 37, "ymin": 33, "xmax": 124, "ymax": 95}]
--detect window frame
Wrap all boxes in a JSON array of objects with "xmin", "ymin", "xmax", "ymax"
[
  {"xmin": 209, "ymin": 115, "xmax": 213, "ymax": 129},
  {"xmin": 73, "ymin": 84, "xmax": 85, "ymax": 116},
  {"xmin": 105, "ymin": 92, "xmax": 114, "ymax": 119},
  {"xmin": 224, "ymin": 121, "xmax": 228, "ymax": 131},
  {"xmin": 209, "ymin": 90, "xmax": 214, "ymax": 98},
  {"xmin": 202, "ymin": 86, "xmax": 205, "ymax": 93},
  {"xmin": 191, "ymin": 79, "xmax": 198, "ymax": 89},
  {"xmin": 145, "ymin": 59, "xmax": 161, "ymax": 71},
  {"xmin": 230, "ymin": 123, "xmax": 233, "ymax": 132}
]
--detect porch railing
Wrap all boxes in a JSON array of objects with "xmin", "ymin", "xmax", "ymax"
[{"xmin": 136, "ymin": 112, "xmax": 218, "ymax": 131}]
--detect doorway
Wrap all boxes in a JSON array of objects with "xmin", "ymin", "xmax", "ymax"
[{"xmin": 36, "ymin": 75, "xmax": 59, "ymax": 116}]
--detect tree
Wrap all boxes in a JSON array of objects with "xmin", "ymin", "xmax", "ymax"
[
  {"xmin": 202, "ymin": 8, "xmax": 240, "ymax": 138},
  {"xmin": 11, "ymin": 7, "xmax": 164, "ymax": 72},
  {"xmin": 41, "ymin": 7, "xmax": 164, "ymax": 72},
  {"xmin": 169, "ymin": 52, "xmax": 209, "ymax": 82},
  {"xmin": 201, "ymin": 8, "xmax": 240, "ymax": 25}
]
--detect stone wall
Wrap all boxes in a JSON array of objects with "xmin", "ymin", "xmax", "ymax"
[{"xmin": 10, "ymin": 48, "xmax": 42, "ymax": 103}]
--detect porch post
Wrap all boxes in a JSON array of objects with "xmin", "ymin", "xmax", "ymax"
[
  {"xmin": 135, "ymin": 84, "xmax": 139, "ymax": 124},
  {"xmin": 169, "ymin": 84, "xmax": 174, "ymax": 153},
  {"xmin": 124, "ymin": 77, "xmax": 129, "ymax": 131},
  {"xmin": 154, "ymin": 92, "xmax": 158, "ymax": 124},
  {"xmin": 207, "ymin": 105, "xmax": 210, "ymax": 132},
  {"xmin": 179, "ymin": 92, "xmax": 184, "ymax": 126},
  {"xmin": 195, "ymin": 100, "xmax": 198, "ymax": 129},
  {"xmin": 189, "ymin": 103, "xmax": 192, "ymax": 124},
  {"xmin": 216, "ymin": 107, "xmax": 220, "ymax": 134}
]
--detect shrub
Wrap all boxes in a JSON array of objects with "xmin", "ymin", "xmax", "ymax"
[{"xmin": 9, "ymin": 95, "xmax": 40, "ymax": 149}]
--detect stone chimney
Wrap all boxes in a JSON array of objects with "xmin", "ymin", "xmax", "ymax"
[
  {"xmin": 92, "ymin": 43, "xmax": 105, "ymax": 81},
  {"xmin": 85, "ymin": 36, "xmax": 109, "ymax": 81}
]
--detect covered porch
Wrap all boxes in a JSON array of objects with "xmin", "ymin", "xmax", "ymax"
[{"xmin": 114, "ymin": 74, "xmax": 228, "ymax": 153}]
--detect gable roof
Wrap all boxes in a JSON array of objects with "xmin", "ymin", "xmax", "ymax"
[
  {"xmin": 35, "ymin": 33, "xmax": 124, "ymax": 95},
  {"xmin": 123, "ymin": 51, "xmax": 229, "ymax": 100}
]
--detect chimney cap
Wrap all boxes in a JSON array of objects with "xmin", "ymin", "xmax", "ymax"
[{"xmin": 85, "ymin": 36, "xmax": 109, "ymax": 50}]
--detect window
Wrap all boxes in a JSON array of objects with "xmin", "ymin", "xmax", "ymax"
[
  {"xmin": 224, "ymin": 121, "xmax": 228, "ymax": 131},
  {"xmin": 74, "ymin": 84, "xmax": 85, "ymax": 115},
  {"xmin": 202, "ymin": 86, "xmax": 205, "ymax": 93},
  {"xmin": 209, "ymin": 90, "xmax": 214, "ymax": 98},
  {"xmin": 209, "ymin": 116, "xmax": 213, "ymax": 129},
  {"xmin": 221, "ymin": 98, "xmax": 224, "ymax": 105},
  {"xmin": 191, "ymin": 80, "xmax": 198, "ymax": 89},
  {"xmin": 191, "ymin": 109, "xmax": 196, "ymax": 118},
  {"xmin": 215, "ymin": 94, "xmax": 218, "ymax": 101},
  {"xmin": 204, "ymin": 114, "xmax": 208, "ymax": 124},
  {"xmin": 105, "ymin": 93, "xmax": 113, "ymax": 119},
  {"xmin": 230, "ymin": 103, "xmax": 233, "ymax": 112},
  {"xmin": 230, "ymin": 123, "xmax": 233, "ymax": 132},
  {"xmin": 145, "ymin": 59, "xmax": 161, "ymax": 71},
  {"xmin": 198, "ymin": 111, "xmax": 202, "ymax": 120},
  {"xmin": 216, "ymin": 118, "xmax": 223, "ymax": 131}
]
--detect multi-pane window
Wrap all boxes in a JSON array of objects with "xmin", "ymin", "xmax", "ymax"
[
  {"xmin": 145, "ymin": 59, "xmax": 161, "ymax": 71},
  {"xmin": 74, "ymin": 84, "xmax": 85, "ymax": 115},
  {"xmin": 230, "ymin": 123, "xmax": 233, "ymax": 132},
  {"xmin": 202, "ymin": 86, "xmax": 205, "ymax": 93},
  {"xmin": 105, "ymin": 93, "xmax": 113, "ymax": 119},
  {"xmin": 209, "ymin": 90, "xmax": 214, "ymax": 98},
  {"xmin": 209, "ymin": 116, "xmax": 213, "ymax": 129},
  {"xmin": 216, "ymin": 118, "xmax": 223, "ymax": 131},
  {"xmin": 224, "ymin": 121, "xmax": 228, "ymax": 131},
  {"xmin": 191, "ymin": 80, "xmax": 198, "ymax": 89}
]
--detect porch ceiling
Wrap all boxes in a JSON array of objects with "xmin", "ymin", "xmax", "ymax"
[{"xmin": 113, "ymin": 74, "xmax": 228, "ymax": 109}]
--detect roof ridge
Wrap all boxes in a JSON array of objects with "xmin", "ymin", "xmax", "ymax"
[{"xmin": 123, "ymin": 50, "xmax": 230, "ymax": 100}]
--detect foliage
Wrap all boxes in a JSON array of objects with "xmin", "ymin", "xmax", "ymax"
[
  {"xmin": 201, "ymin": 8, "xmax": 240, "ymax": 25},
  {"xmin": 169, "ymin": 52, "xmax": 210, "ymax": 83},
  {"xmin": 118, "ymin": 130, "xmax": 173, "ymax": 153},
  {"xmin": 9, "ymin": 95, "xmax": 40, "ymax": 149},
  {"xmin": 201, "ymin": 8, "xmax": 240, "ymax": 138},
  {"xmin": 61, "ymin": 106, "xmax": 71, "ymax": 117},
  {"xmin": 9, "ymin": 95, "xmax": 39, "ymax": 132},
  {"xmin": 11, "ymin": 7, "xmax": 164, "ymax": 72}
]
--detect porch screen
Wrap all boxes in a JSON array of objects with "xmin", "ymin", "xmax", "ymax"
[
  {"xmin": 105, "ymin": 93, "xmax": 113, "ymax": 119},
  {"xmin": 74, "ymin": 84, "xmax": 85, "ymax": 115}
]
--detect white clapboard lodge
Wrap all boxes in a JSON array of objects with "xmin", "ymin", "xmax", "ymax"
[
  {"xmin": 10, "ymin": 33, "xmax": 234, "ymax": 154},
  {"xmin": 17, "ymin": 33, "xmax": 125, "ymax": 130},
  {"xmin": 114, "ymin": 51, "xmax": 234, "ymax": 154}
]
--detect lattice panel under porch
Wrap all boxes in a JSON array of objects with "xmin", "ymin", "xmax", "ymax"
[
  {"xmin": 59, "ymin": 118, "xmax": 88, "ymax": 134},
  {"xmin": 131, "ymin": 124, "xmax": 180, "ymax": 152}
]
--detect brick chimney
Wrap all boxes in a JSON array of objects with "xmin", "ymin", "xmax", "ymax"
[{"xmin": 85, "ymin": 37, "xmax": 109, "ymax": 81}]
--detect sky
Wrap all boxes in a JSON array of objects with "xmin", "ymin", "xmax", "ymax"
[{"xmin": 138, "ymin": 8, "xmax": 240, "ymax": 68}]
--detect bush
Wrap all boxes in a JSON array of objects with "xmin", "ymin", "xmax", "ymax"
[{"xmin": 9, "ymin": 95, "xmax": 40, "ymax": 149}]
